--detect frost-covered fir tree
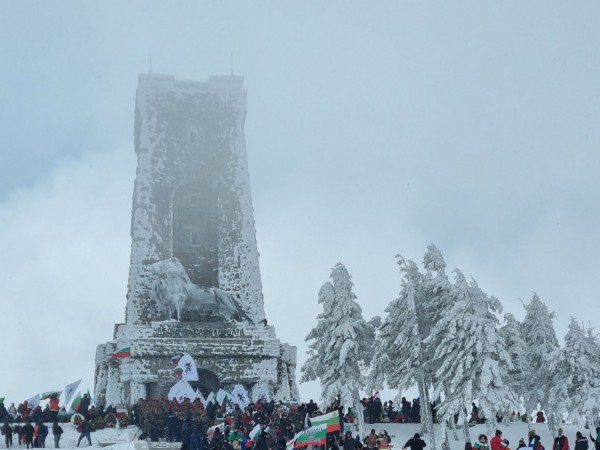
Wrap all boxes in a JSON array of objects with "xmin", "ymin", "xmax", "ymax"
[
  {"xmin": 420, "ymin": 245, "xmax": 458, "ymax": 448},
  {"xmin": 300, "ymin": 263, "xmax": 374, "ymax": 438},
  {"xmin": 520, "ymin": 293, "xmax": 560, "ymax": 432},
  {"xmin": 426, "ymin": 270, "xmax": 518, "ymax": 439},
  {"xmin": 498, "ymin": 313, "xmax": 527, "ymax": 415},
  {"xmin": 369, "ymin": 257, "xmax": 437, "ymax": 450},
  {"xmin": 547, "ymin": 318, "xmax": 600, "ymax": 428}
]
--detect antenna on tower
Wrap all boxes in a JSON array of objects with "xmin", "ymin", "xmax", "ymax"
[
  {"xmin": 149, "ymin": 49, "xmax": 153, "ymax": 74},
  {"xmin": 230, "ymin": 51, "xmax": 234, "ymax": 76}
]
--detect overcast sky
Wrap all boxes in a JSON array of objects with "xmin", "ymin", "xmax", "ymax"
[{"xmin": 1, "ymin": 2, "xmax": 599, "ymax": 406}]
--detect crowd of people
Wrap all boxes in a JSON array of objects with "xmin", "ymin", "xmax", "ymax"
[{"xmin": 3, "ymin": 396, "xmax": 600, "ymax": 450}]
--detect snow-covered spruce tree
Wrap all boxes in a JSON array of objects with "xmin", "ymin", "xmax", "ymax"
[
  {"xmin": 520, "ymin": 293, "xmax": 560, "ymax": 433},
  {"xmin": 369, "ymin": 257, "xmax": 437, "ymax": 450},
  {"xmin": 498, "ymin": 313, "xmax": 527, "ymax": 419},
  {"xmin": 426, "ymin": 270, "xmax": 518, "ymax": 439},
  {"xmin": 300, "ymin": 263, "xmax": 374, "ymax": 439},
  {"xmin": 547, "ymin": 318, "xmax": 600, "ymax": 428},
  {"xmin": 420, "ymin": 245, "xmax": 458, "ymax": 448}
]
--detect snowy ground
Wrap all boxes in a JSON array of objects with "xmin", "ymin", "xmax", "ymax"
[{"xmin": 1, "ymin": 422, "xmax": 588, "ymax": 450}]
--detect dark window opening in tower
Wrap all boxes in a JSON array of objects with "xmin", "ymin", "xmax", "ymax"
[{"xmin": 173, "ymin": 182, "xmax": 219, "ymax": 288}]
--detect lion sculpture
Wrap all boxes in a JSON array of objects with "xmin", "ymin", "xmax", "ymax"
[{"xmin": 151, "ymin": 257, "xmax": 250, "ymax": 322}]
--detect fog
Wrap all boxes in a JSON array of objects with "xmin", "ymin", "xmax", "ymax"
[{"xmin": 1, "ymin": 1, "xmax": 599, "ymax": 404}]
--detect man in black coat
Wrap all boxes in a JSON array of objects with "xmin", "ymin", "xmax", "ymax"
[{"xmin": 404, "ymin": 433, "xmax": 427, "ymax": 450}]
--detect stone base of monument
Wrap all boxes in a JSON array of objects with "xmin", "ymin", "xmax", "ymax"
[{"xmin": 94, "ymin": 320, "xmax": 297, "ymax": 406}]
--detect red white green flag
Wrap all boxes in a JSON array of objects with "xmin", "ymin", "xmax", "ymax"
[
  {"xmin": 112, "ymin": 344, "xmax": 132, "ymax": 358},
  {"xmin": 294, "ymin": 424, "xmax": 327, "ymax": 448},
  {"xmin": 70, "ymin": 392, "xmax": 82, "ymax": 412},
  {"xmin": 40, "ymin": 391, "xmax": 62, "ymax": 400},
  {"xmin": 172, "ymin": 366, "xmax": 183, "ymax": 377},
  {"xmin": 309, "ymin": 410, "xmax": 340, "ymax": 432}
]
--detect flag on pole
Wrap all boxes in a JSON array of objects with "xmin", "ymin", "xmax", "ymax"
[
  {"xmin": 167, "ymin": 380, "xmax": 197, "ymax": 403},
  {"xmin": 112, "ymin": 344, "xmax": 132, "ymax": 358},
  {"xmin": 196, "ymin": 390, "xmax": 208, "ymax": 408},
  {"xmin": 253, "ymin": 383, "xmax": 271, "ymax": 402},
  {"xmin": 178, "ymin": 353, "xmax": 199, "ymax": 381},
  {"xmin": 206, "ymin": 392, "xmax": 216, "ymax": 405},
  {"xmin": 294, "ymin": 424, "xmax": 327, "ymax": 448},
  {"xmin": 27, "ymin": 394, "xmax": 40, "ymax": 409},
  {"xmin": 230, "ymin": 384, "xmax": 250, "ymax": 408},
  {"xmin": 249, "ymin": 424, "xmax": 262, "ymax": 440},
  {"xmin": 40, "ymin": 391, "xmax": 62, "ymax": 400},
  {"xmin": 63, "ymin": 379, "xmax": 81, "ymax": 406},
  {"xmin": 207, "ymin": 422, "xmax": 225, "ymax": 437},
  {"xmin": 70, "ymin": 392, "xmax": 82, "ymax": 412},
  {"xmin": 310, "ymin": 410, "xmax": 341, "ymax": 432}
]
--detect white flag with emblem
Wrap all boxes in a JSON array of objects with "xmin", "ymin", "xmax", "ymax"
[
  {"xmin": 167, "ymin": 380, "xmax": 197, "ymax": 403},
  {"xmin": 177, "ymin": 353, "xmax": 199, "ymax": 381},
  {"xmin": 63, "ymin": 379, "xmax": 82, "ymax": 406}
]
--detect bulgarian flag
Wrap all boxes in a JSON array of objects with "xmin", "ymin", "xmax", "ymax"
[
  {"xmin": 112, "ymin": 344, "xmax": 132, "ymax": 358},
  {"xmin": 172, "ymin": 367, "xmax": 183, "ymax": 377},
  {"xmin": 249, "ymin": 424, "xmax": 262, "ymax": 441},
  {"xmin": 207, "ymin": 422, "xmax": 224, "ymax": 437},
  {"xmin": 40, "ymin": 391, "xmax": 62, "ymax": 400},
  {"xmin": 294, "ymin": 424, "xmax": 327, "ymax": 448},
  {"xmin": 71, "ymin": 392, "xmax": 82, "ymax": 412},
  {"xmin": 309, "ymin": 410, "xmax": 341, "ymax": 432}
]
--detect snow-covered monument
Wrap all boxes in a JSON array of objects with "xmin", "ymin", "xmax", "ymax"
[{"xmin": 94, "ymin": 73, "xmax": 298, "ymax": 406}]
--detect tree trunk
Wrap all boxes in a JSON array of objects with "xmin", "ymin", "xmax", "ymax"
[
  {"xmin": 418, "ymin": 378, "xmax": 436, "ymax": 450},
  {"xmin": 440, "ymin": 422, "xmax": 451, "ymax": 450},
  {"xmin": 449, "ymin": 418, "xmax": 459, "ymax": 441},
  {"xmin": 463, "ymin": 410, "xmax": 471, "ymax": 444},
  {"xmin": 354, "ymin": 390, "xmax": 366, "ymax": 441}
]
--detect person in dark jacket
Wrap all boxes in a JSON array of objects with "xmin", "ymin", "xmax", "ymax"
[
  {"xmin": 1, "ymin": 421, "xmax": 12, "ymax": 448},
  {"xmin": 404, "ymin": 433, "xmax": 427, "ymax": 450},
  {"xmin": 52, "ymin": 421, "xmax": 63, "ymax": 449},
  {"xmin": 37, "ymin": 421, "xmax": 49, "ymax": 448},
  {"xmin": 575, "ymin": 432, "xmax": 588, "ymax": 450},
  {"xmin": 21, "ymin": 422, "xmax": 35, "ymax": 449}
]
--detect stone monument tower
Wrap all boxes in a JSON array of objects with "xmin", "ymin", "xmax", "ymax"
[{"xmin": 94, "ymin": 73, "xmax": 298, "ymax": 406}]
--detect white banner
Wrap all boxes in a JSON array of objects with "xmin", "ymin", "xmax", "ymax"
[
  {"xmin": 63, "ymin": 379, "xmax": 81, "ymax": 406},
  {"xmin": 167, "ymin": 380, "xmax": 197, "ymax": 403},
  {"xmin": 253, "ymin": 383, "xmax": 271, "ymax": 402},
  {"xmin": 230, "ymin": 384, "xmax": 250, "ymax": 408},
  {"xmin": 177, "ymin": 353, "xmax": 199, "ymax": 381},
  {"xmin": 216, "ymin": 388, "xmax": 231, "ymax": 405},
  {"xmin": 196, "ymin": 390, "xmax": 208, "ymax": 408},
  {"xmin": 206, "ymin": 392, "xmax": 216, "ymax": 404},
  {"xmin": 27, "ymin": 394, "xmax": 40, "ymax": 409}
]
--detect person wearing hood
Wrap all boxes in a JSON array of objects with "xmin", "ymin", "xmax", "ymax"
[
  {"xmin": 575, "ymin": 431, "xmax": 589, "ymax": 450},
  {"xmin": 1, "ymin": 421, "xmax": 12, "ymax": 448},
  {"xmin": 404, "ymin": 433, "xmax": 427, "ymax": 450},
  {"xmin": 554, "ymin": 428, "xmax": 569, "ymax": 450}
]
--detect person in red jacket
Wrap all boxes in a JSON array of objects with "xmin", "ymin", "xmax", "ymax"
[
  {"xmin": 553, "ymin": 428, "xmax": 569, "ymax": 450},
  {"xmin": 491, "ymin": 430, "xmax": 504, "ymax": 450},
  {"xmin": 48, "ymin": 395, "xmax": 60, "ymax": 422}
]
